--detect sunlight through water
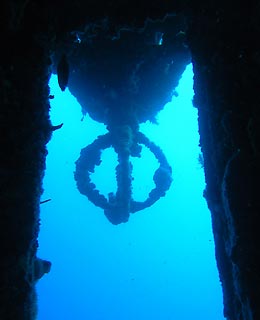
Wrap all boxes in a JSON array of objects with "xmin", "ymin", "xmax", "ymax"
[{"xmin": 37, "ymin": 64, "xmax": 225, "ymax": 320}]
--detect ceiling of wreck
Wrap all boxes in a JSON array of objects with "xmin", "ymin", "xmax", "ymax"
[
  {"xmin": 0, "ymin": 1, "xmax": 260, "ymax": 319},
  {"xmin": 57, "ymin": 15, "xmax": 190, "ymax": 125}
]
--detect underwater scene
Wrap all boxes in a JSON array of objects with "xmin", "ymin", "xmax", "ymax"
[{"xmin": 37, "ymin": 64, "xmax": 225, "ymax": 319}]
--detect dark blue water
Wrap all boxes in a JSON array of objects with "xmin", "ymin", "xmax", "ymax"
[{"xmin": 37, "ymin": 64, "xmax": 225, "ymax": 319}]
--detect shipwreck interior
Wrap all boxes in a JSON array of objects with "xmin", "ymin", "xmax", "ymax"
[
  {"xmin": 36, "ymin": 64, "xmax": 224, "ymax": 319},
  {"xmin": 1, "ymin": 1, "xmax": 260, "ymax": 319}
]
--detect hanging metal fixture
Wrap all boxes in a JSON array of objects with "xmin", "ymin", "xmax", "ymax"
[
  {"xmin": 56, "ymin": 15, "xmax": 190, "ymax": 224},
  {"xmin": 74, "ymin": 124, "xmax": 172, "ymax": 224}
]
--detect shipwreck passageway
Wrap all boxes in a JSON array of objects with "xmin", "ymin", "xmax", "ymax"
[
  {"xmin": 0, "ymin": 2, "xmax": 259, "ymax": 319},
  {"xmin": 37, "ymin": 64, "xmax": 224, "ymax": 319}
]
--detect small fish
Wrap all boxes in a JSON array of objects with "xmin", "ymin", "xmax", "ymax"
[
  {"xmin": 49, "ymin": 94, "xmax": 55, "ymax": 99},
  {"xmin": 57, "ymin": 54, "xmax": 69, "ymax": 91}
]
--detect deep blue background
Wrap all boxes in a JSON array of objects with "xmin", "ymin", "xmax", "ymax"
[{"xmin": 37, "ymin": 64, "xmax": 225, "ymax": 319}]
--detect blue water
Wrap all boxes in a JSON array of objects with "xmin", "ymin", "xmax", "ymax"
[{"xmin": 37, "ymin": 64, "xmax": 225, "ymax": 319}]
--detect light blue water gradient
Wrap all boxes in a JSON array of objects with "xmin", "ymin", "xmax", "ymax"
[{"xmin": 37, "ymin": 64, "xmax": 225, "ymax": 320}]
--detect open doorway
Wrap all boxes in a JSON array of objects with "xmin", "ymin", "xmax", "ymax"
[{"xmin": 37, "ymin": 64, "xmax": 224, "ymax": 319}]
